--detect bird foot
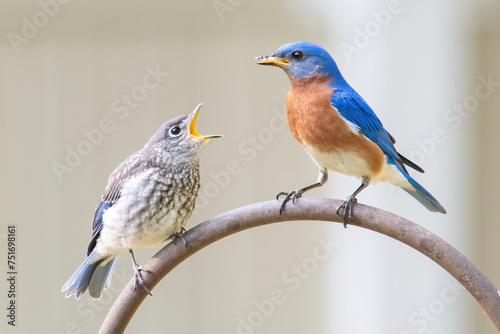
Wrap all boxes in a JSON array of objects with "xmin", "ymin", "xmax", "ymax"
[
  {"xmin": 132, "ymin": 264, "xmax": 153, "ymax": 296},
  {"xmin": 336, "ymin": 196, "xmax": 358, "ymax": 228},
  {"xmin": 276, "ymin": 189, "xmax": 303, "ymax": 214},
  {"xmin": 170, "ymin": 227, "xmax": 188, "ymax": 248}
]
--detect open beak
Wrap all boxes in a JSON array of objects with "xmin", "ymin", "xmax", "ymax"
[
  {"xmin": 255, "ymin": 54, "xmax": 289, "ymax": 66},
  {"xmin": 188, "ymin": 104, "xmax": 222, "ymax": 141}
]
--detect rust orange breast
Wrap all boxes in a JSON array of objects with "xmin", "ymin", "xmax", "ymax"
[{"xmin": 285, "ymin": 76, "xmax": 385, "ymax": 177}]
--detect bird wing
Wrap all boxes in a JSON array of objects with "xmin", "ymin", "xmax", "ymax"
[
  {"xmin": 87, "ymin": 152, "xmax": 150, "ymax": 255},
  {"xmin": 331, "ymin": 89, "xmax": 422, "ymax": 173}
]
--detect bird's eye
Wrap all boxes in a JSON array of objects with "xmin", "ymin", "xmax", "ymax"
[
  {"xmin": 169, "ymin": 126, "xmax": 182, "ymax": 137},
  {"xmin": 291, "ymin": 51, "xmax": 304, "ymax": 60}
]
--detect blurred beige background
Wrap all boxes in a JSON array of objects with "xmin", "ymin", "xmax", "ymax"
[{"xmin": 1, "ymin": 0, "xmax": 500, "ymax": 333}]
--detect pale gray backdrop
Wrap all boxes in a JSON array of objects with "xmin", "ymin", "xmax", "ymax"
[{"xmin": 1, "ymin": 0, "xmax": 499, "ymax": 333}]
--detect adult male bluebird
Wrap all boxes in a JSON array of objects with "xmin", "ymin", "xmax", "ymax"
[
  {"xmin": 256, "ymin": 41, "xmax": 446, "ymax": 225},
  {"xmin": 62, "ymin": 104, "xmax": 221, "ymax": 299}
]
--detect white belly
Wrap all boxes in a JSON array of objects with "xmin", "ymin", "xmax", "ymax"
[
  {"xmin": 304, "ymin": 144, "xmax": 413, "ymax": 189},
  {"xmin": 374, "ymin": 161, "xmax": 412, "ymax": 189},
  {"xmin": 304, "ymin": 144, "xmax": 372, "ymax": 179}
]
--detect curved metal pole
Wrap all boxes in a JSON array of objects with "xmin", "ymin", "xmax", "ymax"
[{"xmin": 99, "ymin": 198, "xmax": 500, "ymax": 333}]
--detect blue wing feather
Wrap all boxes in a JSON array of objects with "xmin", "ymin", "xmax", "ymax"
[
  {"xmin": 86, "ymin": 152, "xmax": 149, "ymax": 255},
  {"xmin": 87, "ymin": 200, "xmax": 114, "ymax": 256},
  {"xmin": 331, "ymin": 88, "xmax": 408, "ymax": 173}
]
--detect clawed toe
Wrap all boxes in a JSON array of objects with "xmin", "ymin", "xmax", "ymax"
[
  {"xmin": 276, "ymin": 191, "xmax": 288, "ymax": 200},
  {"xmin": 336, "ymin": 196, "xmax": 357, "ymax": 228},
  {"xmin": 129, "ymin": 249, "xmax": 153, "ymax": 296},
  {"xmin": 170, "ymin": 227, "xmax": 188, "ymax": 248},
  {"xmin": 136, "ymin": 265, "xmax": 153, "ymax": 275},
  {"xmin": 276, "ymin": 189, "xmax": 303, "ymax": 214},
  {"xmin": 133, "ymin": 266, "xmax": 153, "ymax": 296}
]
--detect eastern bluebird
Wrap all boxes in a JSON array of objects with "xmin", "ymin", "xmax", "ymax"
[
  {"xmin": 256, "ymin": 41, "xmax": 446, "ymax": 225},
  {"xmin": 62, "ymin": 104, "xmax": 221, "ymax": 299}
]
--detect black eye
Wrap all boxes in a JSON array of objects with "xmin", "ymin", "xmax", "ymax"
[
  {"xmin": 169, "ymin": 126, "xmax": 182, "ymax": 137},
  {"xmin": 292, "ymin": 51, "xmax": 304, "ymax": 60}
]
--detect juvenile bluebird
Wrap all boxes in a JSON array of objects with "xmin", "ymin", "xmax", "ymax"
[
  {"xmin": 256, "ymin": 41, "xmax": 446, "ymax": 225},
  {"xmin": 62, "ymin": 104, "xmax": 221, "ymax": 299}
]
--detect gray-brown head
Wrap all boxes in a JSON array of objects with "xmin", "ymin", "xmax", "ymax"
[{"xmin": 143, "ymin": 104, "xmax": 221, "ymax": 165}]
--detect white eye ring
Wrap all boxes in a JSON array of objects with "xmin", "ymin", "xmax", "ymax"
[{"xmin": 169, "ymin": 126, "xmax": 182, "ymax": 137}]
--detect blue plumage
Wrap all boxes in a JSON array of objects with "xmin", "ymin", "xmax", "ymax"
[
  {"xmin": 388, "ymin": 158, "xmax": 445, "ymax": 213},
  {"xmin": 257, "ymin": 41, "xmax": 446, "ymax": 222},
  {"xmin": 88, "ymin": 200, "xmax": 113, "ymax": 256},
  {"xmin": 61, "ymin": 250, "xmax": 117, "ymax": 300}
]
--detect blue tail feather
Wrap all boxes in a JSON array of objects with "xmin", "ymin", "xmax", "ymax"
[
  {"xmin": 402, "ymin": 173, "xmax": 446, "ymax": 214},
  {"xmin": 62, "ymin": 250, "xmax": 117, "ymax": 300},
  {"xmin": 89, "ymin": 258, "xmax": 117, "ymax": 299}
]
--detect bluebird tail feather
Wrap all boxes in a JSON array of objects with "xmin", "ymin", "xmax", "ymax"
[
  {"xmin": 62, "ymin": 251, "xmax": 117, "ymax": 300},
  {"xmin": 403, "ymin": 173, "xmax": 447, "ymax": 214},
  {"xmin": 89, "ymin": 258, "xmax": 117, "ymax": 299}
]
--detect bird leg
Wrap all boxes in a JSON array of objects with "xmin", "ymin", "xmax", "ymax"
[
  {"xmin": 336, "ymin": 176, "xmax": 370, "ymax": 227},
  {"xmin": 277, "ymin": 167, "xmax": 328, "ymax": 214},
  {"xmin": 170, "ymin": 227, "xmax": 188, "ymax": 248},
  {"xmin": 129, "ymin": 249, "xmax": 153, "ymax": 296}
]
